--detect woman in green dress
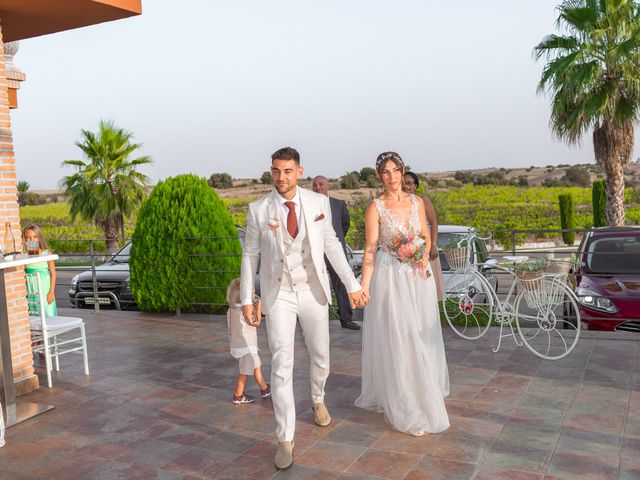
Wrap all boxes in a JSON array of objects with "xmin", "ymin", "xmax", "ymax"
[{"xmin": 22, "ymin": 224, "xmax": 57, "ymax": 316}]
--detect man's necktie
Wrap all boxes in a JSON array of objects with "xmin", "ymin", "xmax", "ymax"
[{"xmin": 284, "ymin": 201, "xmax": 298, "ymax": 238}]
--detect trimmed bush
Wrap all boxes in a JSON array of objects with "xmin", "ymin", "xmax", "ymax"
[
  {"xmin": 208, "ymin": 172, "xmax": 233, "ymax": 189},
  {"xmin": 454, "ymin": 170, "xmax": 474, "ymax": 184},
  {"xmin": 366, "ymin": 175, "xmax": 380, "ymax": 188},
  {"xmin": 130, "ymin": 174, "xmax": 241, "ymax": 312},
  {"xmin": 18, "ymin": 191, "xmax": 45, "ymax": 206},
  {"xmin": 260, "ymin": 170, "xmax": 272, "ymax": 184},
  {"xmin": 562, "ymin": 166, "xmax": 591, "ymax": 187},
  {"xmin": 592, "ymin": 179, "xmax": 607, "ymax": 227},
  {"xmin": 559, "ymin": 193, "xmax": 576, "ymax": 245},
  {"xmin": 340, "ymin": 172, "xmax": 360, "ymax": 189},
  {"xmin": 359, "ymin": 167, "xmax": 377, "ymax": 182}
]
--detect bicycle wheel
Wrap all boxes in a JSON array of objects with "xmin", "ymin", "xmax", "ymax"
[
  {"xmin": 442, "ymin": 269, "xmax": 494, "ymax": 340},
  {"xmin": 514, "ymin": 278, "xmax": 580, "ymax": 360}
]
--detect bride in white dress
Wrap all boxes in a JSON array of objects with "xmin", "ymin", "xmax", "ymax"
[{"xmin": 355, "ymin": 152, "xmax": 450, "ymax": 436}]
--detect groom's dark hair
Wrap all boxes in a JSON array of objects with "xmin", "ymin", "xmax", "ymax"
[{"xmin": 271, "ymin": 147, "xmax": 300, "ymax": 165}]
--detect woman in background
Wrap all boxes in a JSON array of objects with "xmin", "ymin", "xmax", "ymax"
[{"xmin": 402, "ymin": 171, "xmax": 444, "ymax": 301}]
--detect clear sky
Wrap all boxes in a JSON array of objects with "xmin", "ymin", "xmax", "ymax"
[{"xmin": 11, "ymin": 0, "xmax": 629, "ymax": 189}]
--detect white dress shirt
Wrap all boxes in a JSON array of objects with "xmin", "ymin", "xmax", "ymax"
[
  {"xmin": 275, "ymin": 187, "xmax": 302, "ymax": 227},
  {"xmin": 240, "ymin": 187, "xmax": 302, "ymax": 307}
]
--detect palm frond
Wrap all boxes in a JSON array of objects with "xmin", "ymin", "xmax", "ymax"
[
  {"xmin": 537, "ymin": 51, "xmax": 581, "ymax": 92},
  {"xmin": 534, "ymin": 34, "xmax": 579, "ymax": 60},
  {"xmin": 536, "ymin": 0, "xmax": 640, "ymax": 143},
  {"xmin": 615, "ymin": 95, "xmax": 638, "ymax": 121},
  {"xmin": 558, "ymin": 6, "xmax": 599, "ymax": 32},
  {"xmin": 61, "ymin": 120, "xmax": 153, "ymax": 227},
  {"xmin": 61, "ymin": 159, "xmax": 87, "ymax": 169}
]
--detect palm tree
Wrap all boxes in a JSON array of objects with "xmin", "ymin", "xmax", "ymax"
[
  {"xmin": 535, "ymin": 0, "xmax": 640, "ymax": 226},
  {"xmin": 62, "ymin": 120, "xmax": 152, "ymax": 254},
  {"xmin": 17, "ymin": 180, "xmax": 29, "ymax": 193}
]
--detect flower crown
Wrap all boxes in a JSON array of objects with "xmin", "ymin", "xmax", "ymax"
[{"xmin": 376, "ymin": 152, "xmax": 404, "ymax": 172}]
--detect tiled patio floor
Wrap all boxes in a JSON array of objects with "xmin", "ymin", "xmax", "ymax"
[{"xmin": 1, "ymin": 309, "xmax": 639, "ymax": 480}]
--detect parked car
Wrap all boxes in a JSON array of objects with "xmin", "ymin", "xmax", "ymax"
[
  {"xmin": 574, "ymin": 227, "xmax": 640, "ymax": 331},
  {"xmin": 438, "ymin": 225, "xmax": 497, "ymax": 292},
  {"xmin": 69, "ymin": 242, "xmax": 133, "ymax": 310},
  {"xmin": 345, "ymin": 244, "xmax": 363, "ymax": 277}
]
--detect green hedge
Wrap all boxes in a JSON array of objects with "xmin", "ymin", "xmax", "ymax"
[
  {"xmin": 130, "ymin": 174, "xmax": 241, "ymax": 313},
  {"xmin": 559, "ymin": 193, "xmax": 576, "ymax": 246},
  {"xmin": 592, "ymin": 179, "xmax": 607, "ymax": 227}
]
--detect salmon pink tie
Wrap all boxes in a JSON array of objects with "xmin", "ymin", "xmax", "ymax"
[{"xmin": 284, "ymin": 201, "xmax": 298, "ymax": 238}]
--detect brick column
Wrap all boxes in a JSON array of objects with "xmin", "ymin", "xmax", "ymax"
[{"xmin": 0, "ymin": 21, "xmax": 37, "ymax": 395}]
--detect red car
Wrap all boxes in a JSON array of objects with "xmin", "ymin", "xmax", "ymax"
[{"xmin": 574, "ymin": 227, "xmax": 640, "ymax": 331}]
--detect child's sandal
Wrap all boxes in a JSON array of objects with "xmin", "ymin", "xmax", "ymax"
[
  {"xmin": 232, "ymin": 393, "xmax": 255, "ymax": 404},
  {"xmin": 260, "ymin": 384, "xmax": 271, "ymax": 398}
]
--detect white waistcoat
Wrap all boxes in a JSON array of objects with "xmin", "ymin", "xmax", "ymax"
[{"xmin": 280, "ymin": 207, "xmax": 321, "ymax": 292}]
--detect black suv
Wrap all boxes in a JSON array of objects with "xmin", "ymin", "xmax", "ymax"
[
  {"xmin": 69, "ymin": 242, "xmax": 133, "ymax": 310},
  {"xmin": 69, "ymin": 227, "xmax": 247, "ymax": 310}
]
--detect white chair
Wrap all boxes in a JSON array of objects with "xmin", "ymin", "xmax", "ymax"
[{"xmin": 26, "ymin": 272, "xmax": 89, "ymax": 388}]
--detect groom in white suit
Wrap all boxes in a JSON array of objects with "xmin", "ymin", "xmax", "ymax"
[{"xmin": 240, "ymin": 147, "xmax": 366, "ymax": 470}]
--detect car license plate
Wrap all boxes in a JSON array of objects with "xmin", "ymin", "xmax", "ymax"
[{"xmin": 84, "ymin": 297, "xmax": 111, "ymax": 305}]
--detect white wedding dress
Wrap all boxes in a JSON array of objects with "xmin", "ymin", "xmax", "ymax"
[{"xmin": 355, "ymin": 196, "xmax": 450, "ymax": 434}]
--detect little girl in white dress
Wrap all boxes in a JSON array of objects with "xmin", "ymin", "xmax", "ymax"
[{"xmin": 226, "ymin": 278, "xmax": 270, "ymax": 404}]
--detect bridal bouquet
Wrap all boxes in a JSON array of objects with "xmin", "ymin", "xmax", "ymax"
[{"xmin": 389, "ymin": 232, "xmax": 430, "ymax": 276}]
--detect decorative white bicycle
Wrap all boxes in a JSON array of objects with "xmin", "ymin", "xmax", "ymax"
[{"xmin": 441, "ymin": 232, "xmax": 581, "ymax": 360}]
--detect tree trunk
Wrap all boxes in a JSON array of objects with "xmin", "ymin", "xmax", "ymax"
[
  {"xmin": 605, "ymin": 162, "xmax": 626, "ymax": 226},
  {"xmin": 592, "ymin": 120, "xmax": 633, "ymax": 227},
  {"xmin": 120, "ymin": 214, "xmax": 126, "ymax": 244},
  {"xmin": 104, "ymin": 217, "xmax": 120, "ymax": 256}
]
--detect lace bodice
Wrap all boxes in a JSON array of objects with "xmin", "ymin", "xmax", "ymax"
[{"xmin": 374, "ymin": 195, "xmax": 422, "ymax": 254}]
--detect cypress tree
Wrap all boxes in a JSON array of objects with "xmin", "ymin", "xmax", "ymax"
[
  {"xmin": 559, "ymin": 193, "xmax": 576, "ymax": 246},
  {"xmin": 130, "ymin": 174, "xmax": 241, "ymax": 312},
  {"xmin": 592, "ymin": 179, "xmax": 607, "ymax": 228}
]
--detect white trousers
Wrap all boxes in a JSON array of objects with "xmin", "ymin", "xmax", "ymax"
[{"xmin": 266, "ymin": 287, "xmax": 329, "ymax": 442}]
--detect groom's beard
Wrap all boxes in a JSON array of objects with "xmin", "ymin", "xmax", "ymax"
[{"xmin": 275, "ymin": 183, "xmax": 297, "ymax": 197}]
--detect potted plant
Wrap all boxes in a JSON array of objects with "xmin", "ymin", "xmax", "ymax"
[
  {"xmin": 442, "ymin": 237, "xmax": 470, "ymax": 271},
  {"xmin": 515, "ymin": 256, "xmax": 549, "ymax": 290}
]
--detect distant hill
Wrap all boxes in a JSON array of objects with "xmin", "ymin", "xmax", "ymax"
[
  {"xmin": 32, "ymin": 161, "xmax": 640, "ymax": 204},
  {"xmin": 417, "ymin": 162, "xmax": 640, "ymax": 188},
  {"xmin": 211, "ymin": 161, "xmax": 640, "ymax": 204}
]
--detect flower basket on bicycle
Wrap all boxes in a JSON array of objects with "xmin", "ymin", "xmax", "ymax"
[
  {"xmin": 514, "ymin": 256, "xmax": 549, "ymax": 298},
  {"xmin": 442, "ymin": 234, "xmax": 581, "ymax": 361},
  {"xmin": 443, "ymin": 246, "xmax": 470, "ymax": 271},
  {"xmin": 542, "ymin": 260, "xmax": 573, "ymax": 305},
  {"xmin": 515, "ymin": 257, "xmax": 548, "ymax": 279}
]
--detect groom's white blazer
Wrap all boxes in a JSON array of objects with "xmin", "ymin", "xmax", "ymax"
[{"xmin": 240, "ymin": 187, "xmax": 360, "ymax": 314}]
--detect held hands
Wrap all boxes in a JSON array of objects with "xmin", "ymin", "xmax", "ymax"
[
  {"xmin": 241, "ymin": 304, "xmax": 261, "ymax": 327},
  {"xmin": 348, "ymin": 288, "xmax": 370, "ymax": 309}
]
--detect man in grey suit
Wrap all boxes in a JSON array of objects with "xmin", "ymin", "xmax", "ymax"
[{"xmin": 312, "ymin": 176, "xmax": 360, "ymax": 330}]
